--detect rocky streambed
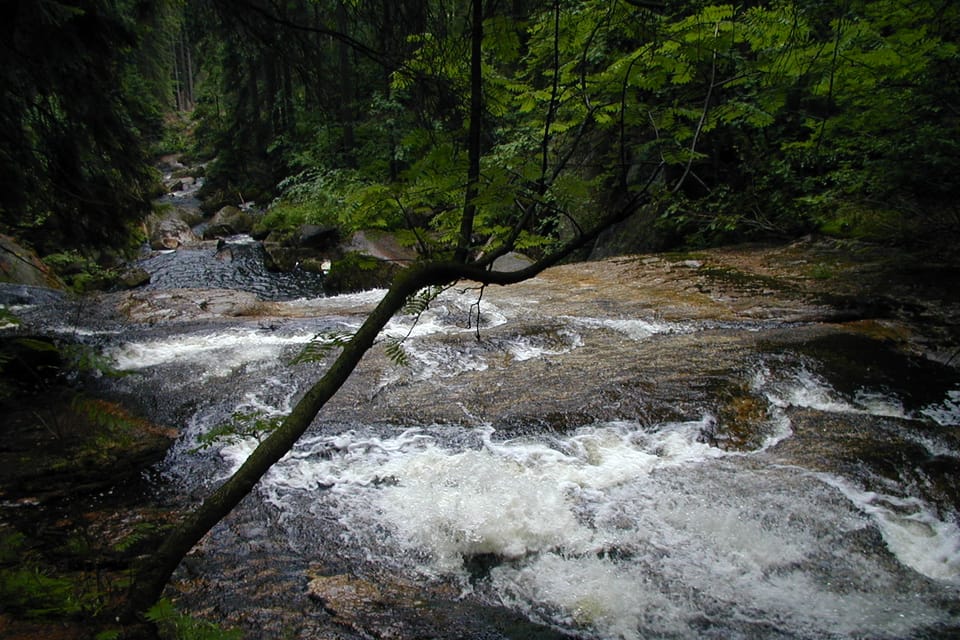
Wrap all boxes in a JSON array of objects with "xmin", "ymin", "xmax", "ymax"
[{"xmin": 2, "ymin": 233, "xmax": 960, "ymax": 639}]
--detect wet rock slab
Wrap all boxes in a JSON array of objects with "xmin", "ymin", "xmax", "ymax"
[
  {"xmin": 307, "ymin": 571, "xmax": 572, "ymax": 639},
  {"xmin": 118, "ymin": 287, "xmax": 268, "ymax": 321}
]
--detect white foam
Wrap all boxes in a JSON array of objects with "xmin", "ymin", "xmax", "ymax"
[
  {"xmin": 501, "ymin": 328, "xmax": 582, "ymax": 361},
  {"xmin": 818, "ymin": 473, "xmax": 960, "ymax": 583},
  {"xmin": 491, "ymin": 553, "xmax": 684, "ymax": 640},
  {"xmin": 376, "ymin": 447, "xmax": 591, "ymax": 571},
  {"xmin": 921, "ymin": 388, "xmax": 960, "ymax": 426},
  {"xmin": 757, "ymin": 364, "xmax": 907, "ymax": 418},
  {"xmin": 486, "ymin": 460, "xmax": 948, "ymax": 639},
  {"xmin": 198, "ymin": 412, "xmax": 960, "ymax": 638},
  {"xmin": 108, "ymin": 328, "xmax": 316, "ymax": 377},
  {"xmin": 567, "ymin": 316, "xmax": 683, "ymax": 341}
]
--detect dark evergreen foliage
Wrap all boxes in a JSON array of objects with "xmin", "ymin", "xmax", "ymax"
[{"xmin": 0, "ymin": 0, "xmax": 170, "ymax": 255}]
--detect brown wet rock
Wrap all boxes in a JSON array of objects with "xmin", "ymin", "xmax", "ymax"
[
  {"xmin": 766, "ymin": 408, "xmax": 960, "ymax": 514},
  {"xmin": 306, "ymin": 570, "xmax": 571, "ymax": 640},
  {"xmin": 0, "ymin": 234, "xmax": 66, "ymax": 289},
  {"xmin": 710, "ymin": 383, "xmax": 773, "ymax": 451},
  {"xmin": 118, "ymin": 287, "xmax": 267, "ymax": 322}
]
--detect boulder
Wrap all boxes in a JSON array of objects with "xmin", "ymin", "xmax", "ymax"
[
  {"xmin": 117, "ymin": 267, "xmax": 151, "ymax": 289},
  {"xmin": 0, "ymin": 234, "xmax": 65, "ymax": 289},
  {"xmin": 202, "ymin": 222, "xmax": 238, "ymax": 241},
  {"xmin": 298, "ymin": 224, "xmax": 340, "ymax": 250},
  {"xmin": 145, "ymin": 214, "xmax": 198, "ymax": 250},
  {"xmin": 323, "ymin": 252, "xmax": 400, "ymax": 294},
  {"xmin": 203, "ymin": 205, "xmax": 256, "ymax": 239},
  {"xmin": 346, "ymin": 230, "xmax": 417, "ymax": 263},
  {"xmin": 119, "ymin": 288, "xmax": 266, "ymax": 322},
  {"xmin": 215, "ymin": 205, "xmax": 255, "ymax": 231},
  {"xmin": 299, "ymin": 257, "xmax": 332, "ymax": 274},
  {"xmin": 262, "ymin": 242, "xmax": 300, "ymax": 272},
  {"xmin": 491, "ymin": 251, "xmax": 533, "ymax": 272},
  {"xmin": 169, "ymin": 205, "xmax": 205, "ymax": 227}
]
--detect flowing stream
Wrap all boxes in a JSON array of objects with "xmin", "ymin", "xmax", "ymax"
[{"xmin": 6, "ymin": 237, "xmax": 960, "ymax": 639}]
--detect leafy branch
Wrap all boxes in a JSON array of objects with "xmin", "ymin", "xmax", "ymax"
[
  {"xmin": 289, "ymin": 331, "xmax": 355, "ymax": 365},
  {"xmin": 191, "ymin": 410, "xmax": 282, "ymax": 453}
]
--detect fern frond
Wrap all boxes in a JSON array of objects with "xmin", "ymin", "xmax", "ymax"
[
  {"xmin": 290, "ymin": 331, "xmax": 354, "ymax": 365},
  {"xmin": 401, "ymin": 285, "xmax": 445, "ymax": 316},
  {"xmin": 191, "ymin": 410, "xmax": 282, "ymax": 453},
  {"xmin": 384, "ymin": 338, "xmax": 410, "ymax": 367}
]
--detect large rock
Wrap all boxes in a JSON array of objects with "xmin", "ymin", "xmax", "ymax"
[
  {"xmin": 117, "ymin": 266, "xmax": 151, "ymax": 289},
  {"xmin": 323, "ymin": 252, "xmax": 400, "ymax": 294},
  {"xmin": 118, "ymin": 288, "xmax": 267, "ymax": 322},
  {"xmin": 346, "ymin": 230, "xmax": 417, "ymax": 263},
  {"xmin": 202, "ymin": 206, "xmax": 256, "ymax": 240},
  {"xmin": 298, "ymin": 224, "xmax": 340, "ymax": 250},
  {"xmin": 262, "ymin": 242, "xmax": 302, "ymax": 272},
  {"xmin": 0, "ymin": 234, "xmax": 65, "ymax": 289},
  {"xmin": 145, "ymin": 214, "xmax": 198, "ymax": 249}
]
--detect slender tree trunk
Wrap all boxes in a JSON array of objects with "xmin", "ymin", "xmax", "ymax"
[
  {"xmin": 455, "ymin": 0, "xmax": 484, "ymax": 263},
  {"xmin": 337, "ymin": 0, "xmax": 356, "ymax": 167},
  {"xmin": 184, "ymin": 32, "xmax": 195, "ymax": 110},
  {"xmin": 282, "ymin": 63, "xmax": 296, "ymax": 133}
]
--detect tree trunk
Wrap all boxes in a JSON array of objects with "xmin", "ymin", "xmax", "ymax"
[
  {"xmin": 455, "ymin": 0, "xmax": 484, "ymax": 263},
  {"xmin": 337, "ymin": 0, "xmax": 356, "ymax": 167},
  {"xmin": 123, "ymin": 267, "xmax": 431, "ymax": 619}
]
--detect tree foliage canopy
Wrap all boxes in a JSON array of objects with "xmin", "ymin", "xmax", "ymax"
[
  {"xmin": 2, "ymin": 0, "xmax": 956, "ymax": 256},
  {"xmin": 0, "ymin": 0, "xmax": 183, "ymax": 255},
  {"xmin": 180, "ymin": 0, "xmax": 959, "ymax": 251}
]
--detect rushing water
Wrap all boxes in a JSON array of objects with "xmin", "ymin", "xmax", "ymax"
[{"xmin": 6, "ymin": 243, "xmax": 960, "ymax": 639}]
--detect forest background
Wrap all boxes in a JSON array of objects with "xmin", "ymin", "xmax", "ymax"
[{"xmin": 2, "ymin": 0, "xmax": 958, "ymax": 278}]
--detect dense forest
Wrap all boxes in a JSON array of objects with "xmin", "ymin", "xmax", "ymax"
[{"xmin": 1, "ymin": 0, "xmax": 958, "ymax": 271}]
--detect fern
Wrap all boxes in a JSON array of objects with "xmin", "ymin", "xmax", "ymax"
[
  {"xmin": 146, "ymin": 598, "xmax": 243, "ymax": 640},
  {"xmin": 384, "ymin": 338, "xmax": 410, "ymax": 367},
  {"xmin": 401, "ymin": 286, "xmax": 444, "ymax": 316},
  {"xmin": 191, "ymin": 410, "xmax": 281, "ymax": 453},
  {"xmin": 290, "ymin": 331, "xmax": 354, "ymax": 365},
  {"xmin": 112, "ymin": 522, "xmax": 163, "ymax": 553},
  {"xmin": 0, "ymin": 306, "xmax": 21, "ymax": 329},
  {"xmin": 0, "ymin": 567, "xmax": 83, "ymax": 618}
]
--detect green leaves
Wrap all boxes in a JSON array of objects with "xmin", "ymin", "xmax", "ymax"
[
  {"xmin": 192, "ymin": 410, "xmax": 282, "ymax": 452},
  {"xmin": 146, "ymin": 598, "xmax": 243, "ymax": 640},
  {"xmin": 290, "ymin": 331, "xmax": 354, "ymax": 366}
]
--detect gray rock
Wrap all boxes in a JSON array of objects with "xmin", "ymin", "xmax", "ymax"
[
  {"xmin": 146, "ymin": 215, "xmax": 198, "ymax": 249},
  {"xmin": 209, "ymin": 206, "xmax": 255, "ymax": 236},
  {"xmin": 118, "ymin": 267, "xmax": 151, "ymax": 289},
  {"xmin": 298, "ymin": 224, "xmax": 340, "ymax": 249}
]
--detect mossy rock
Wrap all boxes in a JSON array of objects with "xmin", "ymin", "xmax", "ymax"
[{"xmin": 0, "ymin": 235, "xmax": 65, "ymax": 289}]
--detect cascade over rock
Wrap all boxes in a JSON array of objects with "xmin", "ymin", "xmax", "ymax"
[{"xmin": 3, "ymin": 235, "xmax": 960, "ymax": 639}]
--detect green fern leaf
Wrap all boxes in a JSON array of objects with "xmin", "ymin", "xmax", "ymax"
[
  {"xmin": 385, "ymin": 338, "xmax": 410, "ymax": 367},
  {"xmin": 290, "ymin": 331, "xmax": 354, "ymax": 365}
]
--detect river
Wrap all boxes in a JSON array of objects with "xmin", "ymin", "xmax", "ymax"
[{"xmin": 4, "ymin": 230, "xmax": 960, "ymax": 638}]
